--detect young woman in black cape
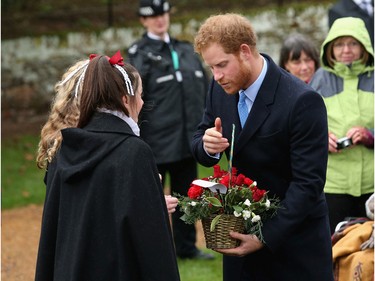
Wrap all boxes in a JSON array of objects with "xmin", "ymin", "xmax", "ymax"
[{"xmin": 35, "ymin": 51, "xmax": 180, "ymax": 281}]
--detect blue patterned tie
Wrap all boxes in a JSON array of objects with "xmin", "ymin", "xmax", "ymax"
[{"xmin": 238, "ymin": 90, "xmax": 248, "ymax": 128}]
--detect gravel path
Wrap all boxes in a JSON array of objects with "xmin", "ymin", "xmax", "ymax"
[
  {"xmin": 2, "ymin": 205, "xmax": 43, "ymax": 281},
  {"xmin": 1, "ymin": 204, "xmax": 206, "ymax": 281}
]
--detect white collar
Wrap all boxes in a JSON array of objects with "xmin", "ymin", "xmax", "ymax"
[
  {"xmin": 239, "ymin": 56, "xmax": 268, "ymax": 103},
  {"xmin": 147, "ymin": 32, "xmax": 170, "ymax": 43},
  {"xmin": 97, "ymin": 108, "xmax": 140, "ymax": 136}
]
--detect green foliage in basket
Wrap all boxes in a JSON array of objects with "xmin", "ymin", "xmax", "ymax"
[{"xmin": 175, "ymin": 165, "xmax": 280, "ymax": 242}]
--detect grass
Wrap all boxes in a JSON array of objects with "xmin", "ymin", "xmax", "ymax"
[
  {"xmin": 177, "ymin": 251, "xmax": 223, "ymax": 281},
  {"xmin": 1, "ymin": 135, "xmax": 46, "ymax": 209},
  {"xmin": 1, "ymin": 134, "xmax": 228, "ymax": 210},
  {"xmin": 1, "ymin": 134, "xmax": 227, "ymax": 280}
]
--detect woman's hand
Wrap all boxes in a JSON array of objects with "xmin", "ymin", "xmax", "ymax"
[
  {"xmin": 328, "ymin": 132, "xmax": 339, "ymax": 153},
  {"xmin": 164, "ymin": 195, "xmax": 178, "ymax": 214},
  {"xmin": 347, "ymin": 126, "xmax": 374, "ymax": 147}
]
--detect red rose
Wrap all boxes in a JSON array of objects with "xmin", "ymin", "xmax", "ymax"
[
  {"xmin": 187, "ymin": 184, "xmax": 203, "ymax": 199},
  {"xmin": 213, "ymin": 165, "xmax": 225, "ymax": 178},
  {"xmin": 252, "ymin": 188, "xmax": 266, "ymax": 202},
  {"xmin": 244, "ymin": 177, "xmax": 254, "ymax": 186},
  {"xmin": 232, "ymin": 167, "xmax": 238, "ymax": 177},
  {"xmin": 219, "ymin": 174, "xmax": 230, "ymax": 187},
  {"xmin": 235, "ymin": 174, "xmax": 246, "ymax": 186}
]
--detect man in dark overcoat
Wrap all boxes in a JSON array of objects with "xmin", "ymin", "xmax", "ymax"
[{"xmin": 192, "ymin": 13, "xmax": 334, "ymax": 281}]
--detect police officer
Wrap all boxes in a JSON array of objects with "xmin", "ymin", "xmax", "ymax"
[{"xmin": 126, "ymin": 0, "xmax": 213, "ymax": 260}]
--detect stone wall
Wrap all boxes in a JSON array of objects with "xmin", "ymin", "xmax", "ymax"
[{"xmin": 1, "ymin": 6, "xmax": 329, "ymax": 123}]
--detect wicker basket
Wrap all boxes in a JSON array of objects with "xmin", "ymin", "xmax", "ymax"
[{"xmin": 202, "ymin": 214, "xmax": 245, "ymax": 249}]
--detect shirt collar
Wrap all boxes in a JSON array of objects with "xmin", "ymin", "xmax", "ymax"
[
  {"xmin": 97, "ymin": 108, "xmax": 140, "ymax": 136},
  {"xmin": 353, "ymin": 0, "xmax": 371, "ymax": 5},
  {"xmin": 353, "ymin": 0, "xmax": 374, "ymax": 13},
  {"xmin": 240, "ymin": 56, "xmax": 268, "ymax": 102},
  {"xmin": 147, "ymin": 32, "xmax": 170, "ymax": 43}
]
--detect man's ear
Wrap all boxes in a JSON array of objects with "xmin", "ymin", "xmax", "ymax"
[{"xmin": 239, "ymin": 44, "xmax": 251, "ymax": 59}]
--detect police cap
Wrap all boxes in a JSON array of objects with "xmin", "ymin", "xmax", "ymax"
[{"xmin": 138, "ymin": 0, "xmax": 171, "ymax": 17}]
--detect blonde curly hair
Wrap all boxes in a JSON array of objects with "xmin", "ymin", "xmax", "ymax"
[{"xmin": 36, "ymin": 59, "xmax": 88, "ymax": 169}]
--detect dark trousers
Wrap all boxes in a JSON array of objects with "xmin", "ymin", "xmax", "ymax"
[
  {"xmin": 223, "ymin": 248, "xmax": 273, "ymax": 281},
  {"xmin": 223, "ymin": 256, "xmax": 248, "ymax": 281},
  {"xmin": 158, "ymin": 157, "xmax": 198, "ymax": 257},
  {"xmin": 325, "ymin": 192, "xmax": 373, "ymax": 234}
]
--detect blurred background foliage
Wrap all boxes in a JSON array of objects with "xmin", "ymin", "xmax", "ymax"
[{"xmin": 2, "ymin": 0, "xmax": 333, "ymax": 39}]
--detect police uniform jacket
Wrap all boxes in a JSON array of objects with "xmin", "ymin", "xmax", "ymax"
[{"xmin": 126, "ymin": 34, "xmax": 208, "ymax": 164}]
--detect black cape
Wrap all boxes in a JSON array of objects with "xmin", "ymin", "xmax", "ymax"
[{"xmin": 35, "ymin": 113, "xmax": 180, "ymax": 281}]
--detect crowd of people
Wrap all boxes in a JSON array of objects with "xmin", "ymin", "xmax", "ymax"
[{"xmin": 34, "ymin": 0, "xmax": 373, "ymax": 280}]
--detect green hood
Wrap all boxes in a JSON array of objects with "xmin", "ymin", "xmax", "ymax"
[{"xmin": 321, "ymin": 17, "xmax": 374, "ymax": 69}]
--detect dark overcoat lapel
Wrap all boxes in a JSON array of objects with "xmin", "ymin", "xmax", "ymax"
[{"xmin": 235, "ymin": 64, "xmax": 277, "ymax": 153}]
